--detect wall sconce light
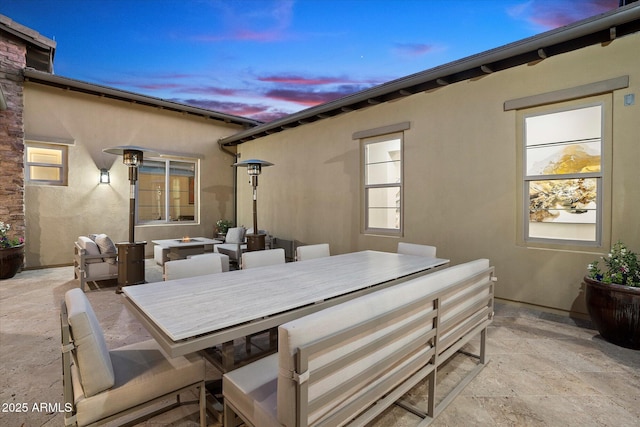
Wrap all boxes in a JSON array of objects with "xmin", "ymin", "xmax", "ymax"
[{"xmin": 99, "ymin": 169, "xmax": 110, "ymax": 184}]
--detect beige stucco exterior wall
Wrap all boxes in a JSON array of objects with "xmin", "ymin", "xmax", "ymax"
[
  {"xmin": 23, "ymin": 84, "xmax": 240, "ymax": 267},
  {"xmin": 235, "ymin": 32, "xmax": 640, "ymax": 316}
]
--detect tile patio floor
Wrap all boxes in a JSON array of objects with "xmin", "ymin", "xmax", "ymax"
[{"xmin": 1, "ymin": 261, "xmax": 638, "ymax": 426}]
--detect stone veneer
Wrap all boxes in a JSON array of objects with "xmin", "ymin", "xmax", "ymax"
[{"xmin": 0, "ymin": 30, "xmax": 26, "ymax": 239}]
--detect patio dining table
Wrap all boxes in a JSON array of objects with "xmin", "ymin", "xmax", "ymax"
[{"xmin": 122, "ymin": 250, "xmax": 449, "ymax": 371}]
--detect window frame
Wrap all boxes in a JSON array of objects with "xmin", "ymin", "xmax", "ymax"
[
  {"xmin": 24, "ymin": 142, "xmax": 68, "ymax": 186},
  {"xmin": 136, "ymin": 156, "xmax": 199, "ymax": 225},
  {"xmin": 517, "ymin": 95, "xmax": 612, "ymax": 250},
  {"xmin": 361, "ymin": 132, "xmax": 404, "ymax": 236}
]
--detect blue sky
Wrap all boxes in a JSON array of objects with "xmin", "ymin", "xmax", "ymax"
[{"xmin": 2, "ymin": 0, "xmax": 619, "ymax": 122}]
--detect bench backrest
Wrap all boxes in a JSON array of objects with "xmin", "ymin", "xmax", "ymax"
[{"xmin": 277, "ymin": 259, "xmax": 493, "ymax": 427}]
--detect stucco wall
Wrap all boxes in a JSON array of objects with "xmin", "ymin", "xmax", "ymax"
[
  {"xmin": 235, "ymin": 32, "xmax": 640, "ymax": 315},
  {"xmin": 23, "ymin": 84, "xmax": 240, "ymax": 267}
]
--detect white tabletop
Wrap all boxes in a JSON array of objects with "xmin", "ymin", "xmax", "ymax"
[
  {"xmin": 151, "ymin": 237, "xmax": 222, "ymax": 248},
  {"xmin": 123, "ymin": 250, "xmax": 448, "ymax": 357}
]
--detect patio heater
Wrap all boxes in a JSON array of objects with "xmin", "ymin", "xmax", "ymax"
[
  {"xmin": 233, "ymin": 159, "xmax": 273, "ymax": 251},
  {"xmin": 103, "ymin": 145, "xmax": 158, "ymax": 291}
]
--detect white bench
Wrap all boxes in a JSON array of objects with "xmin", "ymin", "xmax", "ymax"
[{"xmin": 223, "ymin": 259, "xmax": 495, "ymax": 427}]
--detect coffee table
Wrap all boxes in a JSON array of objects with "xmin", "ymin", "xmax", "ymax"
[{"xmin": 152, "ymin": 237, "xmax": 222, "ymax": 262}]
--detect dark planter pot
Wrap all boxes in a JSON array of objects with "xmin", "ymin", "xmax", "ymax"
[
  {"xmin": 0, "ymin": 244, "xmax": 25, "ymax": 280},
  {"xmin": 584, "ymin": 276, "xmax": 640, "ymax": 350}
]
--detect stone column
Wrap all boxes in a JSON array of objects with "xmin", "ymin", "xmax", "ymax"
[{"xmin": 0, "ymin": 30, "xmax": 26, "ymax": 241}]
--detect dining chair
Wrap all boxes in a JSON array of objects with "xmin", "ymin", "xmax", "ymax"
[
  {"xmin": 241, "ymin": 248, "xmax": 285, "ymax": 269},
  {"xmin": 240, "ymin": 248, "xmax": 286, "ymax": 353},
  {"xmin": 397, "ymin": 242, "xmax": 437, "ymax": 258},
  {"xmin": 164, "ymin": 253, "xmax": 224, "ymax": 281},
  {"xmin": 61, "ymin": 288, "xmax": 206, "ymax": 426},
  {"xmin": 295, "ymin": 243, "xmax": 330, "ymax": 261},
  {"xmin": 189, "ymin": 252, "xmax": 230, "ymax": 271}
]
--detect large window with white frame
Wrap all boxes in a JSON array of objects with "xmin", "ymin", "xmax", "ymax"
[
  {"xmin": 137, "ymin": 157, "xmax": 198, "ymax": 224},
  {"xmin": 363, "ymin": 132, "xmax": 403, "ymax": 234},
  {"xmin": 523, "ymin": 103, "xmax": 604, "ymax": 245},
  {"xmin": 24, "ymin": 143, "xmax": 68, "ymax": 186}
]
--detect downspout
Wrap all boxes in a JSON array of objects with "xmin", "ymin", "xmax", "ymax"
[{"xmin": 218, "ymin": 139, "xmax": 239, "ymax": 227}]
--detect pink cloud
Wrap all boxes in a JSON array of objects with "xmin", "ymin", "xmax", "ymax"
[
  {"xmin": 393, "ymin": 43, "xmax": 439, "ymax": 58},
  {"xmin": 176, "ymin": 98, "xmax": 289, "ymax": 122},
  {"xmin": 265, "ymin": 85, "xmax": 368, "ymax": 106},
  {"xmin": 191, "ymin": 0, "xmax": 295, "ymax": 43},
  {"xmin": 258, "ymin": 75, "xmax": 360, "ymax": 85},
  {"xmin": 136, "ymin": 83, "xmax": 184, "ymax": 90},
  {"xmin": 180, "ymin": 86, "xmax": 241, "ymax": 96},
  {"xmin": 510, "ymin": 0, "xmax": 618, "ymax": 29}
]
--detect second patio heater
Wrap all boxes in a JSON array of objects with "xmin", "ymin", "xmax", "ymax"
[{"xmin": 233, "ymin": 158, "xmax": 273, "ymax": 251}]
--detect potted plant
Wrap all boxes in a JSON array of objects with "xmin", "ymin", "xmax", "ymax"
[
  {"xmin": 0, "ymin": 221, "xmax": 25, "ymax": 280},
  {"xmin": 585, "ymin": 241, "xmax": 640, "ymax": 349},
  {"xmin": 215, "ymin": 219, "xmax": 233, "ymax": 238}
]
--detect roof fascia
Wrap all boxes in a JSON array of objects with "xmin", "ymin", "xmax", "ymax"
[{"xmin": 220, "ymin": 3, "xmax": 640, "ymax": 146}]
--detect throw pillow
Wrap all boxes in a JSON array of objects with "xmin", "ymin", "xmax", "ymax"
[
  {"xmin": 94, "ymin": 234, "xmax": 117, "ymax": 265},
  {"xmin": 78, "ymin": 236, "xmax": 101, "ymax": 264}
]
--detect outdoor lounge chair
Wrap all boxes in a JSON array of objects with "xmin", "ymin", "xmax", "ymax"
[
  {"xmin": 214, "ymin": 227, "xmax": 247, "ymax": 267},
  {"xmin": 73, "ymin": 235, "xmax": 118, "ymax": 292}
]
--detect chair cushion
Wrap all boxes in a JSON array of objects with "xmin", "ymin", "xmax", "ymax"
[
  {"xmin": 223, "ymin": 353, "xmax": 279, "ymax": 427},
  {"xmin": 94, "ymin": 234, "xmax": 117, "ymax": 264},
  {"xmin": 77, "ymin": 236, "xmax": 101, "ymax": 264},
  {"xmin": 85, "ymin": 262, "xmax": 118, "ymax": 277},
  {"xmin": 225, "ymin": 227, "xmax": 246, "ymax": 244},
  {"xmin": 65, "ymin": 288, "xmax": 115, "ymax": 397},
  {"xmin": 74, "ymin": 339, "xmax": 205, "ymax": 426}
]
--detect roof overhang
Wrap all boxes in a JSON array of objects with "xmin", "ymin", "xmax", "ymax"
[
  {"xmin": 220, "ymin": 3, "xmax": 640, "ymax": 147},
  {"xmin": 22, "ymin": 68, "xmax": 263, "ymax": 128},
  {"xmin": 0, "ymin": 14, "xmax": 56, "ymax": 73}
]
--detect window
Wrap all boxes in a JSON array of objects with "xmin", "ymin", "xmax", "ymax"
[
  {"xmin": 523, "ymin": 103, "xmax": 604, "ymax": 245},
  {"xmin": 363, "ymin": 132, "xmax": 403, "ymax": 234},
  {"xmin": 25, "ymin": 144, "xmax": 68, "ymax": 185},
  {"xmin": 137, "ymin": 158, "xmax": 197, "ymax": 224}
]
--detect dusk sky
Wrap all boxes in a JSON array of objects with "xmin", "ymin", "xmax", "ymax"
[{"xmin": 2, "ymin": 0, "xmax": 620, "ymax": 122}]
